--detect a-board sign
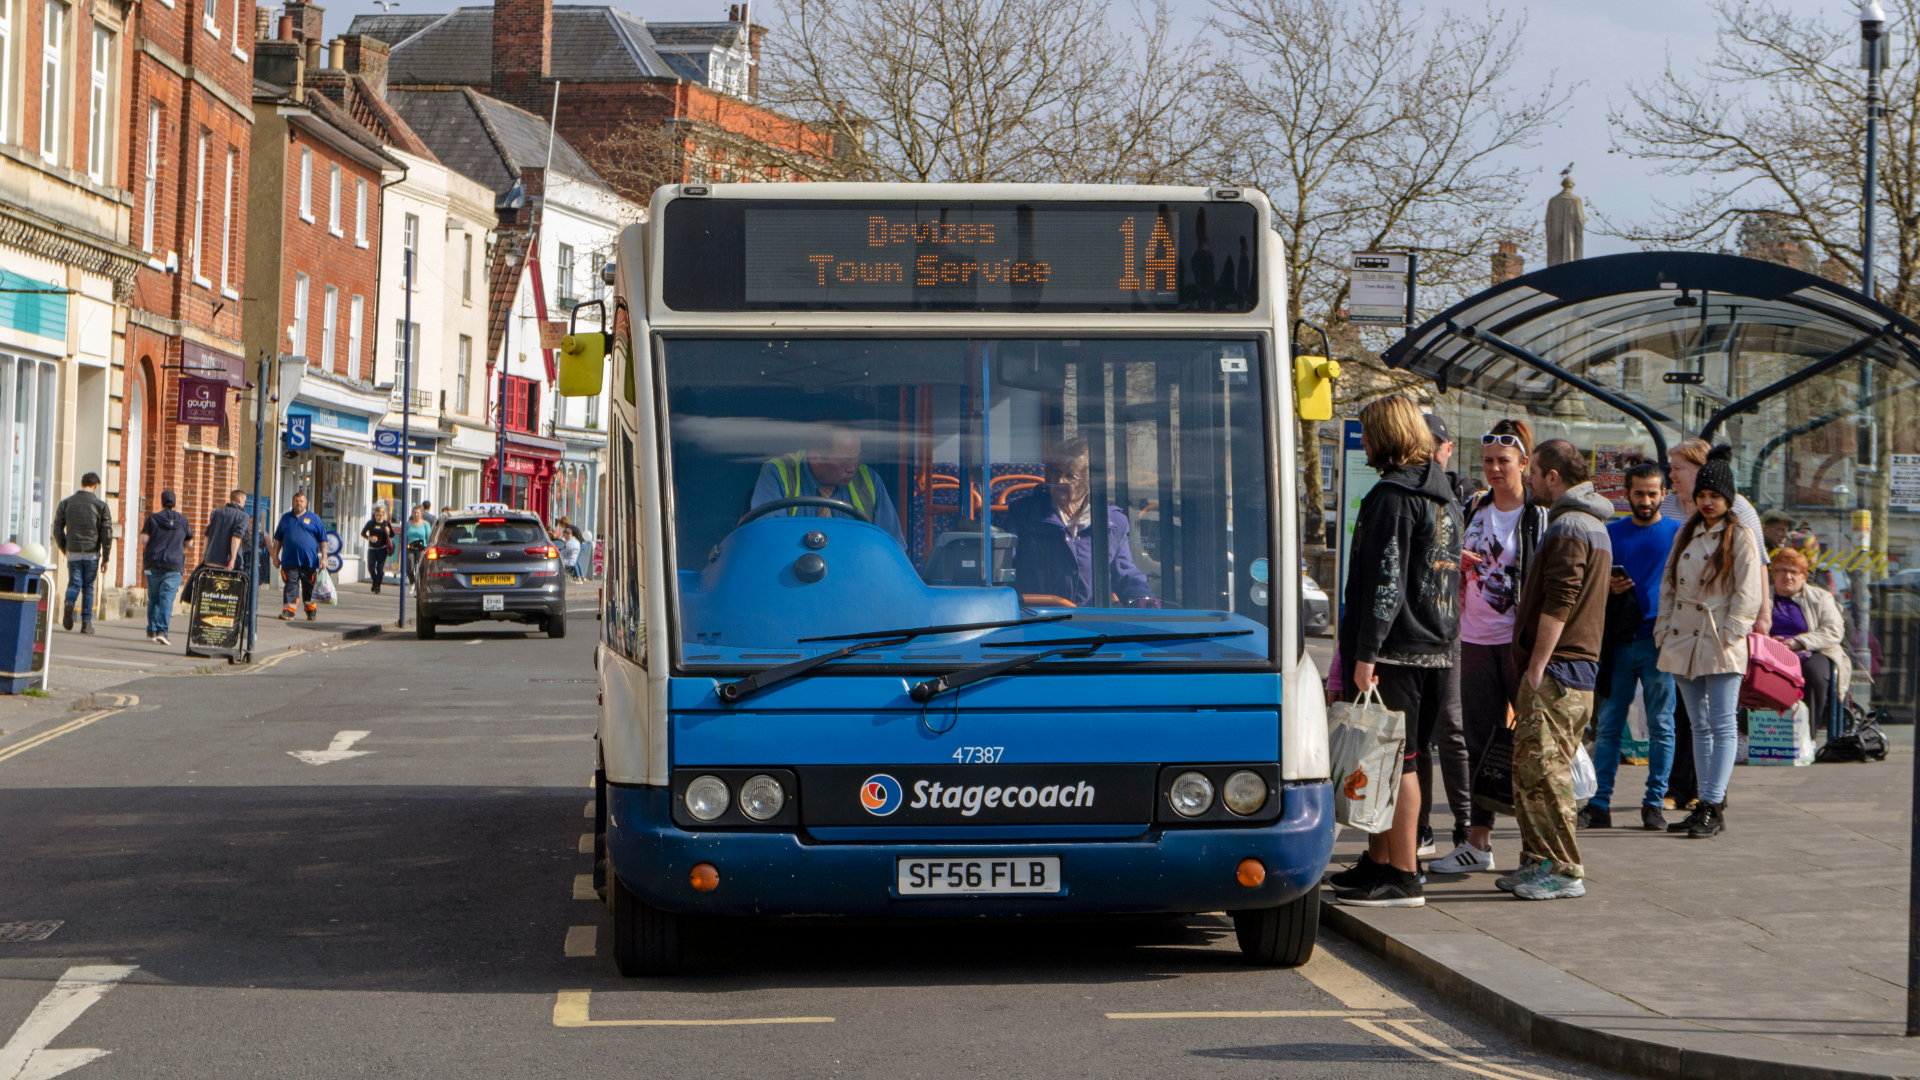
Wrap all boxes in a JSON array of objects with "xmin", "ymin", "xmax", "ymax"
[{"xmin": 186, "ymin": 567, "xmax": 249, "ymax": 659}]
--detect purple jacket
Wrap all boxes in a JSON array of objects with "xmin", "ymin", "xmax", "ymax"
[{"xmin": 1005, "ymin": 490, "xmax": 1152, "ymax": 606}]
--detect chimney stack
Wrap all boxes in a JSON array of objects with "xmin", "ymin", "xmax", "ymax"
[
  {"xmin": 1491, "ymin": 240, "xmax": 1523, "ymax": 285},
  {"xmin": 340, "ymin": 34, "xmax": 391, "ymax": 98},
  {"xmin": 491, "ymin": 0, "xmax": 553, "ymax": 108},
  {"xmin": 284, "ymin": 0, "xmax": 325, "ymax": 43}
]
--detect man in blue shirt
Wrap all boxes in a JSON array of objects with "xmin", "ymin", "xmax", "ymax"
[
  {"xmin": 1587, "ymin": 462, "xmax": 1682, "ymax": 831},
  {"xmin": 749, "ymin": 428, "xmax": 907, "ymax": 549},
  {"xmin": 273, "ymin": 492, "xmax": 328, "ymax": 621}
]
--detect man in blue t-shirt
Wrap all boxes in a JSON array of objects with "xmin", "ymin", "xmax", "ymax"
[
  {"xmin": 1588, "ymin": 462, "xmax": 1682, "ymax": 831},
  {"xmin": 273, "ymin": 492, "xmax": 328, "ymax": 621}
]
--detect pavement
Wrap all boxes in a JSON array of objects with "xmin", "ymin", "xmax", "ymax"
[{"xmin": 1321, "ymin": 733, "xmax": 1920, "ymax": 1080}]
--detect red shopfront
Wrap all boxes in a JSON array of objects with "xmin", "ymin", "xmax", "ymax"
[{"xmin": 482, "ymin": 432, "xmax": 563, "ymax": 522}]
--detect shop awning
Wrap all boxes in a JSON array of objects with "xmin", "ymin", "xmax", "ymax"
[
  {"xmin": 310, "ymin": 435, "xmax": 386, "ymax": 472},
  {"xmin": 1379, "ymin": 252, "xmax": 1920, "ymax": 462}
]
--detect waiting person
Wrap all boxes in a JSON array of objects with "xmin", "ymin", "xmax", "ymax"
[
  {"xmin": 1664, "ymin": 439, "xmax": 1763, "ymax": 553},
  {"xmin": 361, "ymin": 505, "xmax": 397, "ymax": 595},
  {"xmin": 1655, "ymin": 446, "xmax": 1765, "ymax": 840},
  {"xmin": 273, "ymin": 492, "xmax": 328, "ymax": 621},
  {"xmin": 1428, "ymin": 418, "xmax": 1545, "ymax": 875},
  {"xmin": 139, "ymin": 490, "xmax": 191, "ymax": 646},
  {"xmin": 1413, "ymin": 413, "xmax": 1471, "ymax": 857},
  {"xmin": 1329, "ymin": 395, "xmax": 1462, "ymax": 909},
  {"xmin": 751, "ymin": 427, "xmax": 908, "ymax": 548},
  {"xmin": 52, "ymin": 472, "xmax": 113, "ymax": 634},
  {"xmin": 1767, "ymin": 547, "xmax": 1853, "ymax": 735},
  {"xmin": 1761, "ymin": 509, "xmax": 1794, "ymax": 556},
  {"xmin": 1005, "ymin": 436, "xmax": 1157, "ymax": 608},
  {"xmin": 1500, "ymin": 440, "xmax": 1613, "ymax": 901},
  {"xmin": 1584, "ymin": 461, "xmax": 1681, "ymax": 831},
  {"xmin": 562, "ymin": 525, "xmax": 584, "ymax": 581}
]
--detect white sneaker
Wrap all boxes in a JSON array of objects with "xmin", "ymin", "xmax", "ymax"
[
  {"xmin": 155, "ymin": 634, "xmax": 170, "ymax": 646},
  {"xmin": 1426, "ymin": 842, "xmax": 1495, "ymax": 874}
]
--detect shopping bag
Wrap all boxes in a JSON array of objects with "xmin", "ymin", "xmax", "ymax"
[
  {"xmin": 314, "ymin": 567, "xmax": 337, "ymax": 605},
  {"xmin": 1740, "ymin": 633, "xmax": 1805, "ymax": 711},
  {"xmin": 1622, "ymin": 685, "xmax": 1650, "ymax": 765},
  {"xmin": 1747, "ymin": 703, "xmax": 1812, "ymax": 767},
  {"xmin": 1328, "ymin": 686, "xmax": 1406, "ymax": 834},
  {"xmin": 1572, "ymin": 744, "xmax": 1598, "ymax": 801},
  {"xmin": 1472, "ymin": 706, "xmax": 1517, "ymax": 817}
]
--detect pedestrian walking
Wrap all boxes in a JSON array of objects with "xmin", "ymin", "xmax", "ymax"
[
  {"xmin": 1499, "ymin": 439, "xmax": 1613, "ymax": 901},
  {"xmin": 273, "ymin": 492, "xmax": 328, "ymax": 621},
  {"xmin": 51, "ymin": 472, "xmax": 113, "ymax": 634},
  {"xmin": 418, "ymin": 501, "xmax": 438, "ymax": 527},
  {"xmin": 1655, "ymin": 446, "xmax": 1765, "ymax": 840},
  {"xmin": 1329, "ymin": 394, "xmax": 1463, "ymax": 910},
  {"xmin": 201, "ymin": 490, "xmax": 252, "ymax": 572},
  {"xmin": 1427, "ymin": 417, "xmax": 1546, "ymax": 875},
  {"xmin": 140, "ymin": 490, "xmax": 191, "ymax": 645},
  {"xmin": 1584, "ymin": 462, "xmax": 1681, "ymax": 832},
  {"xmin": 403, "ymin": 505, "xmax": 432, "ymax": 595},
  {"xmin": 361, "ymin": 505, "xmax": 396, "ymax": 594}
]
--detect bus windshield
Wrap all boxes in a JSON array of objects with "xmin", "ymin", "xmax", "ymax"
[{"xmin": 661, "ymin": 337, "xmax": 1273, "ymax": 669}]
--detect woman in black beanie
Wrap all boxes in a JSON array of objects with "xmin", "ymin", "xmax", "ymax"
[{"xmin": 1653, "ymin": 446, "xmax": 1766, "ymax": 838}]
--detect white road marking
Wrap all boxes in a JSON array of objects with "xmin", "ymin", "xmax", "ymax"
[
  {"xmin": 1108, "ymin": 1010, "xmax": 1383, "ymax": 1019},
  {"xmin": 1348, "ymin": 1019, "xmax": 1563, "ymax": 1080},
  {"xmin": 288, "ymin": 731, "xmax": 374, "ymax": 765},
  {"xmin": 1299, "ymin": 946, "xmax": 1413, "ymax": 1010},
  {"xmin": 573, "ymin": 875, "xmax": 597, "ymax": 900},
  {"xmin": 552, "ymin": 992, "xmax": 833, "ymax": 1027},
  {"xmin": 0, "ymin": 964, "xmax": 138, "ymax": 1080},
  {"xmin": 564, "ymin": 926, "xmax": 598, "ymax": 957},
  {"xmin": 577, "ymin": 833, "xmax": 593, "ymax": 854}
]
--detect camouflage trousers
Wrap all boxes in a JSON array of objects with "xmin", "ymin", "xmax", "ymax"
[{"xmin": 1513, "ymin": 672, "xmax": 1591, "ymax": 880}]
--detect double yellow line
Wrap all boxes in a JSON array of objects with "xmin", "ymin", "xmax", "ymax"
[{"xmin": 0, "ymin": 693, "xmax": 137, "ymax": 765}]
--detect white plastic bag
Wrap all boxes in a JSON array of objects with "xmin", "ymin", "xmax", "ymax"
[
  {"xmin": 314, "ymin": 567, "xmax": 337, "ymax": 605},
  {"xmin": 1571, "ymin": 744, "xmax": 1598, "ymax": 801},
  {"xmin": 1328, "ymin": 686, "xmax": 1406, "ymax": 834}
]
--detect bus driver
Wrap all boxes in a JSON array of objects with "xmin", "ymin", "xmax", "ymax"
[
  {"xmin": 1006, "ymin": 437, "xmax": 1159, "ymax": 608},
  {"xmin": 749, "ymin": 427, "xmax": 908, "ymax": 549}
]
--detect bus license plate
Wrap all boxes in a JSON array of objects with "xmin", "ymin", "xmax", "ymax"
[
  {"xmin": 897, "ymin": 857, "xmax": 1061, "ymax": 895},
  {"xmin": 472, "ymin": 574, "xmax": 515, "ymax": 586},
  {"xmin": 482, "ymin": 594, "xmax": 505, "ymax": 611}
]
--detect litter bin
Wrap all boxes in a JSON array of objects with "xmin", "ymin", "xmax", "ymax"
[{"xmin": 0, "ymin": 553, "xmax": 52, "ymax": 693}]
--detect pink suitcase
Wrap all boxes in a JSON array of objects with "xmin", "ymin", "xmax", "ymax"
[{"xmin": 1740, "ymin": 632, "xmax": 1806, "ymax": 711}]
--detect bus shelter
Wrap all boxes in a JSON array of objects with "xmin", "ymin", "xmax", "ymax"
[{"xmin": 1379, "ymin": 251, "xmax": 1920, "ymax": 725}]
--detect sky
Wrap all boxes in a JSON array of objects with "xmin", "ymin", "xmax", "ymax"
[{"xmin": 314, "ymin": 0, "xmax": 1845, "ymax": 263}]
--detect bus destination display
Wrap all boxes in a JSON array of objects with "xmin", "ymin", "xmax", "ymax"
[{"xmin": 662, "ymin": 200, "xmax": 1259, "ymax": 313}]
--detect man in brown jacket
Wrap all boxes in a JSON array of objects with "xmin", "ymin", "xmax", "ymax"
[{"xmin": 1500, "ymin": 439, "xmax": 1614, "ymax": 901}]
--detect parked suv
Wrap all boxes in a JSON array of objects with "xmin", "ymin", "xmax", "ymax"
[{"xmin": 415, "ymin": 509, "xmax": 566, "ymax": 639}]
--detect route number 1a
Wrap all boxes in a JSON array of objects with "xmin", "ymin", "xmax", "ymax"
[{"xmin": 1117, "ymin": 215, "xmax": 1177, "ymax": 292}]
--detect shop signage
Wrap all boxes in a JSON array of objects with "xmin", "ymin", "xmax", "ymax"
[
  {"xmin": 286, "ymin": 415, "xmax": 311, "ymax": 450},
  {"xmin": 176, "ymin": 377, "xmax": 227, "ymax": 426}
]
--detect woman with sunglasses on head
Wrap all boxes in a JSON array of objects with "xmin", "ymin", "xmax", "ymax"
[{"xmin": 1427, "ymin": 418, "xmax": 1548, "ymax": 876}]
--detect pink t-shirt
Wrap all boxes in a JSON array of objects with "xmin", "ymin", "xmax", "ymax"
[{"xmin": 1460, "ymin": 502, "xmax": 1523, "ymax": 645}]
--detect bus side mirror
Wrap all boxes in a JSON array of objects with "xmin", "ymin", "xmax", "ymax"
[
  {"xmin": 1294, "ymin": 356, "xmax": 1339, "ymax": 420},
  {"xmin": 560, "ymin": 300, "xmax": 608, "ymax": 397}
]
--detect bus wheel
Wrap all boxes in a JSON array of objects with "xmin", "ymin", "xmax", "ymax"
[
  {"xmin": 611, "ymin": 872, "xmax": 680, "ymax": 976},
  {"xmin": 1233, "ymin": 891, "xmax": 1319, "ymax": 967},
  {"xmin": 416, "ymin": 618, "xmax": 436, "ymax": 640}
]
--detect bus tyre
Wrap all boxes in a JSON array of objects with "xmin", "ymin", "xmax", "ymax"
[
  {"xmin": 611, "ymin": 872, "xmax": 680, "ymax": 976},
  {"xmin": 1233, "ymin": 891, "xmax": 1319, "ymax": 967},
  {"xmin": 416, "ymin": 618, "xmax": 436, "ymax": 640},
  {"xmin": 547, "ymin": 612, "xmax": 567, "ymax": 639}
]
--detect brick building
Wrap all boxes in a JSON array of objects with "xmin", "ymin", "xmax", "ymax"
[
  {"xmin": 243, "ymin": 8, "xmax": 405, "ymax": 547},
  {"xmin": 118, "ymin": 0, "xmax": 256, "ymax": 589}
]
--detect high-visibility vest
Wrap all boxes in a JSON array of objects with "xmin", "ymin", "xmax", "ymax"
[{"xmin": 768, "ymin": 451, "xmax": 876, "ymax": 520}]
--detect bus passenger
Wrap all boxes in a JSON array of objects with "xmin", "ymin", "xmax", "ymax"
[
  {"xmin": 1004, "ymin": 437, "xmax": 1157, "ymax": 608},
  {"xmin": 750, "ymin": 428, "xmax": 907, "ymax": 548}
]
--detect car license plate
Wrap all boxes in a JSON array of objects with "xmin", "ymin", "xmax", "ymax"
[
  {"xmin": 472, "ymin": 574, "xmax": 515, "ymax": 586},
  {"xmin": 482, "ymin": 594, "xmax": 504, "ymax": 611},
  {"xmin": 896, "ymin": 857, "xmax": 1061, "ymax": 895}
]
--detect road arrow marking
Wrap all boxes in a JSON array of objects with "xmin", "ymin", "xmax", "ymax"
[
  {"xmin": 0, "ymin": 965, "xmax": 138, "ymax": 1080},
  {"xmin": 288, "ymin": 730, "xmax": 373, "ymax": 765}
]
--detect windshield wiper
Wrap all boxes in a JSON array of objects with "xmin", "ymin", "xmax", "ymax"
[
  {"xmin": 908, "ymin": 630, "xmax": 1254, "ymax": 703},
  {"xmin": 715, "ymin": 614, "xmax": 1072, "ymax": 705}
]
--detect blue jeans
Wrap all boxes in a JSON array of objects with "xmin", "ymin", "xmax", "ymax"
[
  {"xmin": 1591, "ymin": 637, "xmax": 1677, "ymax": 810},
  {"xmin": 145, "ymin": 569, "xmax": 181, "ymax": 635},
  {"xmin": 64, "ymin": 556, "xmax": 98, "ymax": 617},
  {"xmin": 1675, "ymin": 672, "xmax": 1743, "ymax": 805}
]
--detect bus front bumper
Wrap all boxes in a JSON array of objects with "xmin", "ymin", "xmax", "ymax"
[{"xmin": 606, "ymin": 780, "xmax": 1333, "ymax": 918}]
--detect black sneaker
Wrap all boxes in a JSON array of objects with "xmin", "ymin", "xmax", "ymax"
[
  {"xmin": 1577, "ymin": 805, "xmax": 1611, "ymax": 829},
  {"xmin": 1641, "ymin": 806, "xmax": 1666, "ymax": 831},
  {"xmin": 1326, "ymin": 853, "xmax": 1388, "ymax": 890},
  {"xmin": 62, "ymin": 600, "xmax": 74, "ymax": 631},
  {"xmin": 1417, "ymin": 825, "xmax": 1436, "ymax": 856},
  {"xmin": 1336, "ymin": 869, "xmax": 1425, "ymax": 908}
]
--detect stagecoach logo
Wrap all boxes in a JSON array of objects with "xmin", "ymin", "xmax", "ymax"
[{"xmin": 860, "ymin": 774, "xmax": 903, "ymax": 816}]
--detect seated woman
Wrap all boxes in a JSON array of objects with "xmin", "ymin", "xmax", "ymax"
[
  {"xmin": 1004, "ymin": 437, "xmax": 1158, "ymax": 608},
  {"xmin": 1767, "ymin": 548, "xmax": 1852, "ymax": 726}
]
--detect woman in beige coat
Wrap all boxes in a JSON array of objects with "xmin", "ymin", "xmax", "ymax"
[
  {"xmin": 1766, "ymin": 547, "xmax": 1851, "ymax": 731},
  {"xmin": 1653, "ymin": 449, "xmax": 1765, "ymax": 839}
]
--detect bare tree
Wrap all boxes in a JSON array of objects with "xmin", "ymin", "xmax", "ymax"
[
  {"xmin": 760, "ymin": 0, "xmax": 1227, "ymax": 184},
  {"xmin": 1606, "ymin": 0, "xmax": 1919, "ymax": 313},
  {"xmin": 1209, "ymin": 0, "xmax": 1569, "ymax": 553}
]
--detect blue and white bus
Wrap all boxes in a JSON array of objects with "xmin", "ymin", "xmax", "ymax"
[{"xmin": 568, "ymin": 183, "xmax": 1335, "ymax": 975}]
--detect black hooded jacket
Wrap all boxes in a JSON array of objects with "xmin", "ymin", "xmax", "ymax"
[{"xmin": 1339, "ymin": 459, "xmax": 1464, "ymax": 665}]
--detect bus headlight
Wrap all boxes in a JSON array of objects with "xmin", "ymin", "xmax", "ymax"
[
  {"xmin": 1169, "ymin": 771, "xmax": 1214, "ymax": 817},
  {"xmin": 1223, "ymin": 770, "xmax": 1268, "ymax": 815},
  {"xmin": 685, "ymin": 775, "xmax": 730, "ymax": 821},
  {"xmin": 739, "ymin": 774, "xmax": 786, "ymax": 821}
]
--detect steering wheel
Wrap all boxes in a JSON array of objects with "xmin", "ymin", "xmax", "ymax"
[{"xmin": 736, "ymin": 496, "xmax": 871, "ymax": 527}]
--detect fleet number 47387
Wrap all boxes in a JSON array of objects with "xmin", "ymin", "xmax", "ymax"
[{"xmin": 952, "ymin": 747, "xmax": 1004, "ymax": 763}]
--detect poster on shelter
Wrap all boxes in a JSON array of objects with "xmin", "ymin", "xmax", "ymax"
[
  {"xmin": 1891, "ymin": 454, "xmax": 1920, "ymax": 511},
  {"xmin": 1592, "ymin": 444, "xmax": 1643, "ymax": 514}
]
